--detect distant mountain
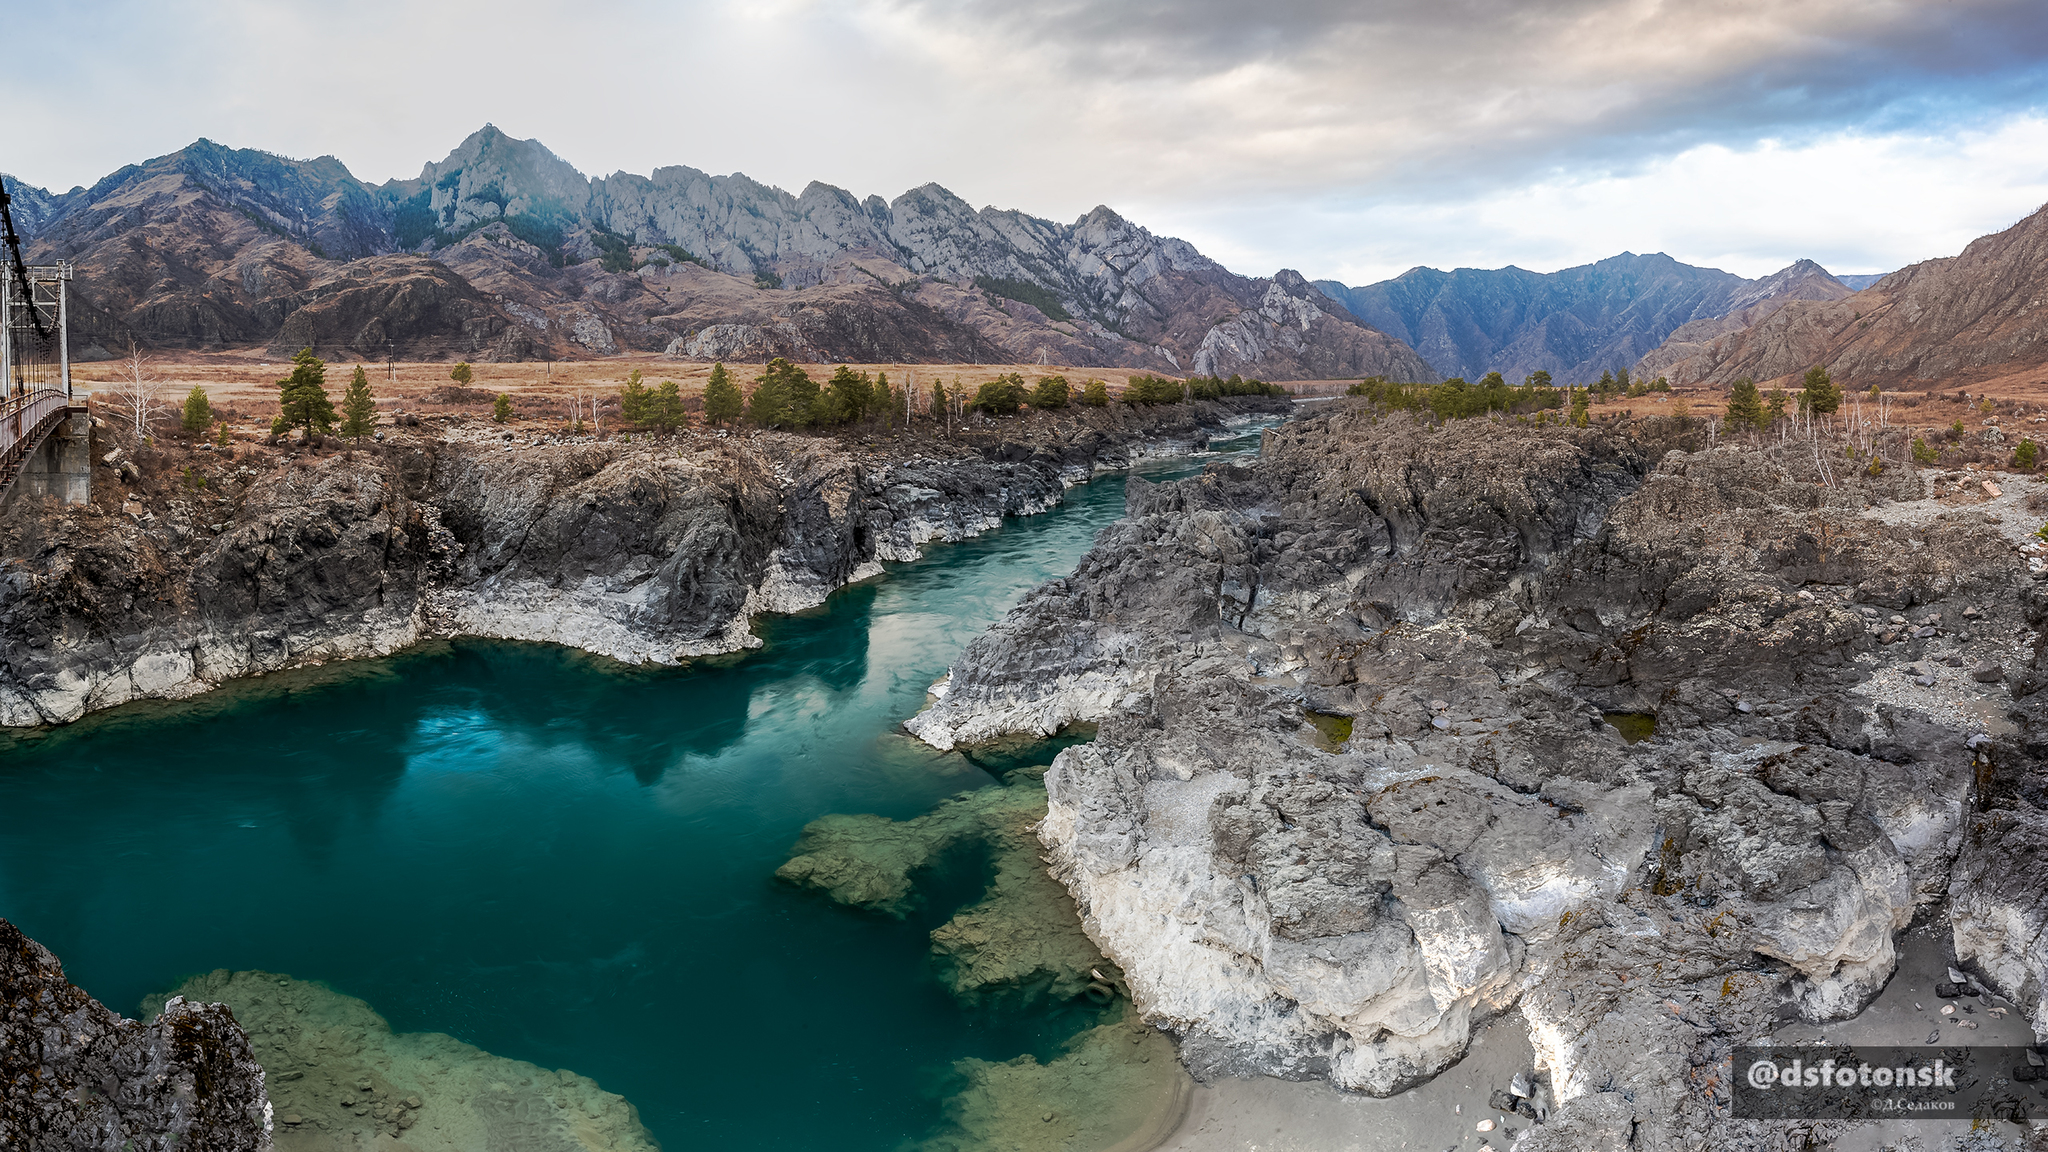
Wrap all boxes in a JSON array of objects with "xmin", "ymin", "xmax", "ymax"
[
  {"xmin": 4, "ymin": 127, "xmax": 1434, "ymax": 381},
  {"xmin": 1642, "ymin": 203, "xmax": 2048, "ymax": 390},
  {"xmin": 1836, "ymin": 273, "xmax": 1890, "ymax": 291},
  {"xmin": 1313, "ymin": 253, "xmax": 1854, "ymax": 383}
]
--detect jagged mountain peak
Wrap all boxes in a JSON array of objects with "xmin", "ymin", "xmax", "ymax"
[{"xmin": 12, "ymin": 128, "xmax": 1437, "ymax": 381}]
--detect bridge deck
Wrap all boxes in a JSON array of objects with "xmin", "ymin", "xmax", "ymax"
[{"xmin": 1, "ymin": 388, "xmax": 80, "ymax": 499}]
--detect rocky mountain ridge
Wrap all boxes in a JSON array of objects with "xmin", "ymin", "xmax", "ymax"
[
  {"xmin": 1639, "ymin": 200, "xmax": 2048, "ymax": 390},
  {"xmin": 2, "ymin": 128, "xmax": 1433, "ymax": 381},
  {"xmin": 1315, "ymin": 253, "xmax": 1854, "ymax": 383}
]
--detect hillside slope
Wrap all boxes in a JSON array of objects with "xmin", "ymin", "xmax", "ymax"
[
  {"xmin": 8, "ymin": 128, "xmax": 1435, "ymax": 381},
  {"xmin": 1643, "ymin": 202, "xmax": 2048, "ymax": 389}
]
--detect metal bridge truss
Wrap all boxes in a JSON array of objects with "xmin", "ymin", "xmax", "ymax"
[{"xmin": 0, "ymin": 261, "xmax": 76, "ymax": 495}]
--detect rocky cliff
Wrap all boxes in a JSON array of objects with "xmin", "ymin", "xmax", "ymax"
[
  {"xmin": 1, "ymin": 919, "xmax": 272, "ymax": 1151},
  {"xmin": 1315, "ymin": 253, "xmax": 1852, "ymax": 384},
  {"xmin": 9, "ymin": 127, "xmax": 1432, "ymax": 380},
  {"xmin": 908, "ymin": 406, "xmax": 2048, "ymax": 1145},
  {"xmin": 1642, "ymin": 201, "xmax": 2048, "ymax": 390},
  {"xmin": 0, "ymin": 397, "xmax": 1285, "ymax": 728}
]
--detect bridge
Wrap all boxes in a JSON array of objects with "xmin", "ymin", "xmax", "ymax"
[{"xmin": 1, "ymin": 177, "xmax": 87, "ymax": 507}]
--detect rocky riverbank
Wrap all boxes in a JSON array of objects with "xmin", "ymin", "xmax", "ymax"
[
  {"xmin": 908, "ymin": 404, "xmax": 2048, "ymax": 1148},
  {"xmin": 0, "ymin": 396, "xmax": 1285, "ymax": 728},
  {"xmin": 1, "ymin": 918, "xmax": 272, "ymax": 1152}
]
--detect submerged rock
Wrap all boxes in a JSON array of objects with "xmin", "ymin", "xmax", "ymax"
[
  {"xmin": 911, "ymin": 1005, "xmax": 1186, "ymax": 1152},
  {"xmin": 1, "ymin": 918, "xmax": 272, "ymax": 1152},
  {"xmin": 777, "ymin": 771, "xmax": 1113, "ymax": 1004},
  {"xmin": 141, "ymin": 970, "xmax": 655, "ymax": 1152},
  {"xmin": 778, "ymin": 772, "xmax": 1193, "ymax": 1150}
]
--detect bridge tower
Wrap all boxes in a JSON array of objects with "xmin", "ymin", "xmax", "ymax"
[{"xmin": 0, "ymin": 177, "xmax": 87, "ymax": 506}]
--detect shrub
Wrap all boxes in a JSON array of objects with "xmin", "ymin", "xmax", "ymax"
[
  {"xmin": 1031, "ymin": 375, "xmax": 1070, "ymax": 409},
  {"xmin": 2014, "ymin": 438, "xmax": 2039, "ymax": 471},
  {"xmin": 492, "ymin": 393, "xmax": 513, "ymax": 423},
  {"xmin": 971, "ymin": 373, "xmax": 1028, "ymax": 415},
  {"xmin": 1911, "ymin": 437, "xmax": 1937, "ymax": 465}
]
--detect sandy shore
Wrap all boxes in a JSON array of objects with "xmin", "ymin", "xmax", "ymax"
[{"xmin": 1151, "ymin": 1013, "xmax": 1535, "ymax": 1151}]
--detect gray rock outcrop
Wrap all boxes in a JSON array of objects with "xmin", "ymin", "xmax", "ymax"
[
  {"xmin": 0, "ymin": 399, "xmax": 1283, "ymax": 727},
  {"xmin": 909, "ymin": 406, "xmax": 2043, "ymax": 1144},
  {"xmin": 1, "ymin": 919, "xmax": 272, "ymax": 1152}
]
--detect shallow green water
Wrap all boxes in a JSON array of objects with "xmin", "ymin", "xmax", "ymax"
[{"xmin": 0, "ymin": 430, "xmax": 1264, "ymax": 1151}]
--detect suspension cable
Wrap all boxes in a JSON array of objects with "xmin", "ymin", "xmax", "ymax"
[{"xmin": 0, "ymin": 174, "xmax": 51, "ymax": 340}]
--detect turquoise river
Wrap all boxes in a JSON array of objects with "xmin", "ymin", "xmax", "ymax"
[{"xmin": 0, "ymin": 427, "xmax": 1265, "ymax": 1151}]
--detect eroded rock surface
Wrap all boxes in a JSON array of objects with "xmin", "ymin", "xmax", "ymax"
[
  {"xmin": 910, "ymin": 406, "xmax": 2048, "ymax": 1146},
  {"xmin": 1, "ymin": 918, "xmax": 272, "ymax": 1152},
  {"xmin": 0, "ymin": 398, "xmax": 1281, "ymax": 727}
]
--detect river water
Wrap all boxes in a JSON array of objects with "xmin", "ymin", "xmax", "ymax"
[{"xmin": 0, "ymin": 428, "xmax": 1264, "ymax": 1151}]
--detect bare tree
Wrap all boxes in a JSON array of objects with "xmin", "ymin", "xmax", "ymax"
[{"xmin": 105, "ymin": 340, "xmax": 166, "ymax": 438}]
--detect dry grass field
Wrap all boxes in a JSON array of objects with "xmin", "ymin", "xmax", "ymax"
[
  {"xmin": 68, "ymin": 348, "xmax": 2048, "ymax": 449},
  {"xmin": 70, "ymin": 351, "xmax": 1216, "ymax": 428}
]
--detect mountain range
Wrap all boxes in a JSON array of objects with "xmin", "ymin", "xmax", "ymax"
[
  {"xmin": 2, "ymin": 126, "xmax": 1433, "ymax": 381},
  {"xmin": 8, "ymin": 124, "xmax": 2030, "ymax": 392},
  {"xmin": 1313, "ymin": 254, "xmax": 1856, "ymax": 383}
]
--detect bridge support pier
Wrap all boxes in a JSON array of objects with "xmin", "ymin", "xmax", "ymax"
[{"xmin": 10, "ymin": 407, "xmax": 90, "ymax": 506}]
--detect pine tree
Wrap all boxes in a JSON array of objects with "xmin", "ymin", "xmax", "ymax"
[
  {"xmin": 340, "ymin": 365, "xmax": 377, "ymax": 441},
  {"xmin": 619, "ymin": 368, "xmax": 650, "ymax": 424},
  {"xmin": 492, "ymin": 393, "xmax": 513, "ymax": 423},
  {"xmin": 647, "ymin": 381, "xmax": 686, "ymax": 432},
  {"xmin": 1569, "ymin": 387, "xmax": 1590, "ymax": 428},
  {"xmin": 821, "ymin": 366, "xmax": 873, "ymax": 425},
  {"xmin": 702, "ymin": 362, "xmax": 742, "ymax": 426},
  {"xmin": 181, "ymin": 386, "xmax": 214, "ymax": 433},
  {"xmin": 748, "ymin": 360, "xmax": 793, "ymax": 427},
  {"xmin": 928, "ymin": 380, "xmax": 947, "ymax": 421},
  {"xmin": 1080, "ymin": 379, "xmax": 1110, "ymax": 407},
  {"xmin": 215, "ymin": 422, "xmax": 232, "ymax": 452},
  {"xmin": 1765, "ymin": 388, "xmax": 1788, "ymax": 425},
  {"xmin": 1724, "ymin": 377, "xmax": 1766, "ymax": 431},
  {"xmin": 450, "ymin": 362, "xmax": 474, "ymax": 386},
  {"xmin": 273, "ymin": 348, "xmax": 336, "ymax": 437},
  {"xmin": 784, "ymin": 362, "xmax": 820, "ymax": 427},
  {"xmin": 1802, "ymin": 365, "xmax": 1840, "ymax": 414}
]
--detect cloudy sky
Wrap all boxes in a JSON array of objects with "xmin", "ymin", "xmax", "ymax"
[{"xmin": 14, "ymin": 0, "xmax": 2048, "ymax": 285}]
